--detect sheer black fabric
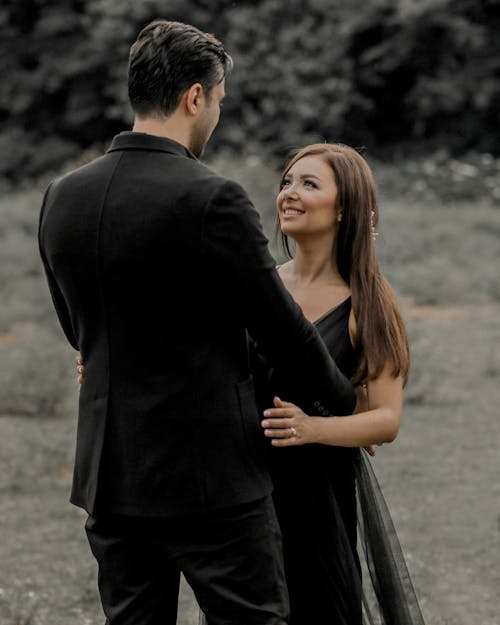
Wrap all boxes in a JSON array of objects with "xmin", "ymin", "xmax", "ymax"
[
  {"xmin": 199, "ymin": 297, "xmax": 425, "ymax": 624},
  {"xmin": 356, "ymin": 448, "xmax": 426, "ymax": 624}
]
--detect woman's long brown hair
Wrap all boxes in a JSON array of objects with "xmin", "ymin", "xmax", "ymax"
[{"xmin": 279, "ymin": 144, "xmax": 410, "ymax": 386}]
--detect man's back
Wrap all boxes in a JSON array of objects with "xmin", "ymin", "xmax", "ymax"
[{"xmin": 39, "ymin": 132, "xmax": 274, "ymax": 515}]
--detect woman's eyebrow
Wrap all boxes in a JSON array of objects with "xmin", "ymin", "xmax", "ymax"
[{"xmin": 285, "ymin": 173, "xmax": 321, "ymax": 180}]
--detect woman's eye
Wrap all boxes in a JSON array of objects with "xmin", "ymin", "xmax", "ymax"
[
  {"xmin": 280, "ymin": 179, "xmax": 291, "ymax": 188},
  {"xmin": 304, "ymin": 179, "xmax": 317, "ymax": 188}
]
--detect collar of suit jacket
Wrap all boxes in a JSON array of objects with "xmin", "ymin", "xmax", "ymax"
[{"xmin": 107, "ymin": 131, "xmax": 197, "ymax": 160}]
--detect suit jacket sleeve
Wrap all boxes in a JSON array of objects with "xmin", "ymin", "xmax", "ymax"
[
  {"xmin": 38, "ymin": 183, "xmax": 79, "ymax": 351},
  {"xmin": 203, "ymin": 179, "xmax": 355, "ymax": 416}
]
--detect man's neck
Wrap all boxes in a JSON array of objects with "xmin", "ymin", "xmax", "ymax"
[{"xmin": 132, "ymin": 115, "xmax": 191, "ymax": 150}]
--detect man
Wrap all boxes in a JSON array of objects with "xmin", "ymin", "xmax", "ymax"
[{"xmin": 38, "ymin": 20, "xmax": 355, "ymax": 625}]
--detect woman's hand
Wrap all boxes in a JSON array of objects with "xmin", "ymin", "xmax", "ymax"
[
  {"xmin": 261, "ymin": 397, "xmax": 318, "ymax": 447},
  {"xmin": 261, "ymin": 393, "xmax": 377, "ymax": 455},
  {"xmin": 76, "ymin": 355, "xmax": 84, "ymax": 384}
]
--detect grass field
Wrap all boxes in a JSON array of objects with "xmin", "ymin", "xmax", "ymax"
[{"xmin": 1, "ymin": 154, "xmax": 499, "ymax": 624}]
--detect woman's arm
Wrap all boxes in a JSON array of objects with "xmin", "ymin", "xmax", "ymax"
[{"xmin": 261, "ymin": 365, "xmax": 402, "ymax": 448}]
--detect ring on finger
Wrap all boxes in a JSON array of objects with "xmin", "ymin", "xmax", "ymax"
[{"xmin": 290, "ymin": 426, "xmax": 297, "ymax": 437}]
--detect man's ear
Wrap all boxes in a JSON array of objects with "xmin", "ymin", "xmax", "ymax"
[{"xmin": 185, "ymin": 83, "xmax": 204, "ymax": 115}]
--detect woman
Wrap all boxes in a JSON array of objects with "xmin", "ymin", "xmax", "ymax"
[{"xmin": 250, "ymin": 143, "xmax": 424, "ymax": 625}]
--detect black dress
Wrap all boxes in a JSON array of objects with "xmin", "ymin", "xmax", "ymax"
[
  {"xmin": 266, "ymin": 297, "xmax": 426, "ymax": 625},
  {"xmin": 201, "ymin": 298, "xmax": 425, "ymax": 625}
]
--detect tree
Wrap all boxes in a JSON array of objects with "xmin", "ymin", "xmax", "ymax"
[{"xmin": 1, "ymin": 0, "xmax": 499, "ymax": 181}]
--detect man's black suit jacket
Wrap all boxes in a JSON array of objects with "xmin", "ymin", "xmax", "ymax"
[{"xmin": 38, "ymin": 132, "xmax": 355, "ymax": 517}]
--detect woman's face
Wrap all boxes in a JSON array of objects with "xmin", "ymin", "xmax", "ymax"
[{"xmin": 277, "ymin": 155, "xmax": 339, "ymax": 239}]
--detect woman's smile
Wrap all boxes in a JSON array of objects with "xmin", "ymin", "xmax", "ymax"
[{"xmin": 281, "ymin": 206, "xmax": 305, "ymax": 217}]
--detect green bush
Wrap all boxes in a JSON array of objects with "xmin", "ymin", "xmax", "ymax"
[{"xmin": 1, "ymin": 0, "xmax": 500, "ymax": 181}]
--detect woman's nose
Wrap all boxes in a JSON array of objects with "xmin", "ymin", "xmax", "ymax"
[{"xmin": 282, "ymin": 184, "xmax": 299, "ymax": 199}]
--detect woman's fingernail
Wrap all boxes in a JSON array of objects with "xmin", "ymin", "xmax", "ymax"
[
  {"xmin": 263, "ymin": 410, "xmax": 271, "ymax": 417},
  {"xmin": 261, "ymin": 420, "xmax": 269, "ymax": 427}
]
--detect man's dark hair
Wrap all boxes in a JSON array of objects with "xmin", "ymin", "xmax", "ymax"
[{"xmin": 128, "ymin": 20, "xmax": 233, "ymax": 118}]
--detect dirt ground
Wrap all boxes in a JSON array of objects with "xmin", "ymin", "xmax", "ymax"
[{"xmin": 1, "ymin": 299, "xmax": 499, "ymax": 625}]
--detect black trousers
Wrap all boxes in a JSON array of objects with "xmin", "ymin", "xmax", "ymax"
[{"xmin": 85, "ymin": 496, "xmax": 289, "ymax": 625}]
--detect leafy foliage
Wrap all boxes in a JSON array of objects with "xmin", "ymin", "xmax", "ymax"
[{"xmin": 1, "ymin": 0, "xmax": 499, "ymax": 180}]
